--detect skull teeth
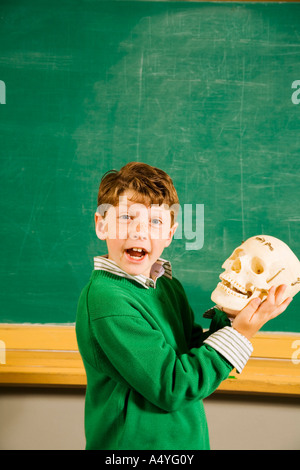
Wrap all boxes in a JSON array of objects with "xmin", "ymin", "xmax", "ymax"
[
  {"xmin": 218, "ymin": 282, "xmax": 248, "ymax": 298},
  {"xmin": 219, "ymin": 275, "xmax": 250, "ymax": 298}
]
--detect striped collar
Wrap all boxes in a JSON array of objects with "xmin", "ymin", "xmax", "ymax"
[{"xmin": 93, "ymin": 255, "xmax": 172, "ymax": 289}]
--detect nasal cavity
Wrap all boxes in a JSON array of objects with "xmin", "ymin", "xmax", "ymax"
[{"xmin": 231, "ymin": 259, "xmax": 241, "ymax": 273}]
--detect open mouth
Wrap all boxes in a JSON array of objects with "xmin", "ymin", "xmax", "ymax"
[
  {"xmin": 219, "ymin": 276, "xmax": 252, "ymax": 299},
  {"xmin": 125, "ymin": 247, "xmax": 148, "ymax": 262}
]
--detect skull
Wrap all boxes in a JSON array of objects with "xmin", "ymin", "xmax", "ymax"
[{"xmin": 211, "ymin": 235, "xmax": 300, "ymax": 315}]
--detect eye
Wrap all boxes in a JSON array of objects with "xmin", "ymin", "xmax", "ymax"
[
  {"xmin": 119, "ymin": 214, "xmax": 131, "ymax": 221},
  {"xmin": 251, "ymin": 257, "xmax": 265, "ymax": 275},
  {"xmin": 151, "ymin": 218, "xmax": 162, "ymax": 226}
]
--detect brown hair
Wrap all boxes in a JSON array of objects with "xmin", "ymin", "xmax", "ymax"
[{"xmin": 97, "ymin": 162, "xmax": 179, "ymax": 225}]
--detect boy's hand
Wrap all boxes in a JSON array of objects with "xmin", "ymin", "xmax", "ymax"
[{"xmin": 232, "ymin": 285, "xmax": 293, "ymax": 340}]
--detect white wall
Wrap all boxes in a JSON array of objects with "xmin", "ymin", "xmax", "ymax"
[
  {"xmin": 204, "ymin": 394, "xmax": 300, "ymax": 450},
  {"xmin": 0, "ymin": 388, "xmax": 299, "ymax": 450}
]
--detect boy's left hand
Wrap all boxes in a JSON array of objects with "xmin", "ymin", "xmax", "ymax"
[{"xmin": 231, "ymin": 285, "xmax": 293, "ymax": 340}]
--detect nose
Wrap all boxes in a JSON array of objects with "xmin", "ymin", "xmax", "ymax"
[{"xmin": 128, "ymin": 218, "xmax": 148, "ymax": 240}]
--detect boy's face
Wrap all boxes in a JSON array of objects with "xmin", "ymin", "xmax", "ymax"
[{"xmin": 95, "ymin": 190, "xmax": 178, "ymax": 278}]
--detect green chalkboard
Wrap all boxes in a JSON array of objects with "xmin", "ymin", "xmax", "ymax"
[{"xmin": 1, "ymin": 1, "xmax": 299, "ymax": 332}]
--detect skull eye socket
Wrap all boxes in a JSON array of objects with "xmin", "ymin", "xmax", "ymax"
[
  {"xmin": 251, "ymin": 257, "xmax": 264, "ymax": 275},
  {"xmin": 229, "ymin": 248, "xmax": 245, "ymax": 260}
]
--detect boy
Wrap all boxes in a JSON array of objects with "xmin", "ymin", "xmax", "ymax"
[{"xmin": 76, "ymin": 162, "xmax": 291, "ymax": 450}]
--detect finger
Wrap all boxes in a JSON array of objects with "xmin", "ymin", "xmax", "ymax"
[
  {"xmin": 235, "ymin": 297, "xmax": 261, "ymax": 323},
  {"xmin": 266, "ymin": 285, "xmax": 276, "ymax": 304},
  {"xmin": 270, "ymin": 296, "xmax": 293, "ymax": 319},
  {"xmin": 261, "ymin": 285, "xmax": 286, "ymax": 308},
  {"xmin": 274, "ymin": 284, "xmax": 287, "ymax": 305},
  {"xmin": 243, "ymin": 297, "xmax": 262, "ymax": 321},
  {"xmin": 246, "ymin": 297, "xmax": 262, "ymax": 311}
]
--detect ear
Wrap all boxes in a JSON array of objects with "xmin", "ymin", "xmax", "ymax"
[
  {"xmin": 95, "ymin": 212, "xmax": 108, "ymax": 240},
  {"xmin": 164, "ymin": 222, "xmax": 178, "ymax": 248}
]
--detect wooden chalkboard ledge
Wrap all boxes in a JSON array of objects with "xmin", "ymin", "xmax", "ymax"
[{"xmin": 0, "ymin": 324, "xmax": 299, "ymax": 396}]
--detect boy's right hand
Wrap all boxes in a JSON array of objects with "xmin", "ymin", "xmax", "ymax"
[{"xmin": 232, "ymin": 285, "xmax": 293, "ymax": 341}]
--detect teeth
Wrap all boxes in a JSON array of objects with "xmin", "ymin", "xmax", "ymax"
[
  {"xmin": 218, "ymin": 274, "xmax": 253, "ymax": 298},
  {"xmin": 220, "ymin": 274, "xmax": 248, "ymax": 295},
  {"xmin": 218, "ymin": 282, "xmax": 247, "ymax": 299},
  {"xmin": 126, "ymin": 247, "xmax": 147, "ymax": 260}
]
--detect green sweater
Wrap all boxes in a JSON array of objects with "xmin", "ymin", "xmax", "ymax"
[{"xmin": 76, "ymin": 269, "xmax": 233, "ymax": 450}]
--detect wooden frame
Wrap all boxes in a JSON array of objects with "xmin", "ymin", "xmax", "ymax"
[{"xmin": 0, "ymin": 324, "xmax": 299, "ymax": 395}]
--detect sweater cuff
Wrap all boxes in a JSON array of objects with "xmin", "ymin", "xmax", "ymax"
[{"xmin": 203, "ymin": 326, "xmax": 253, "ymax": 374}]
